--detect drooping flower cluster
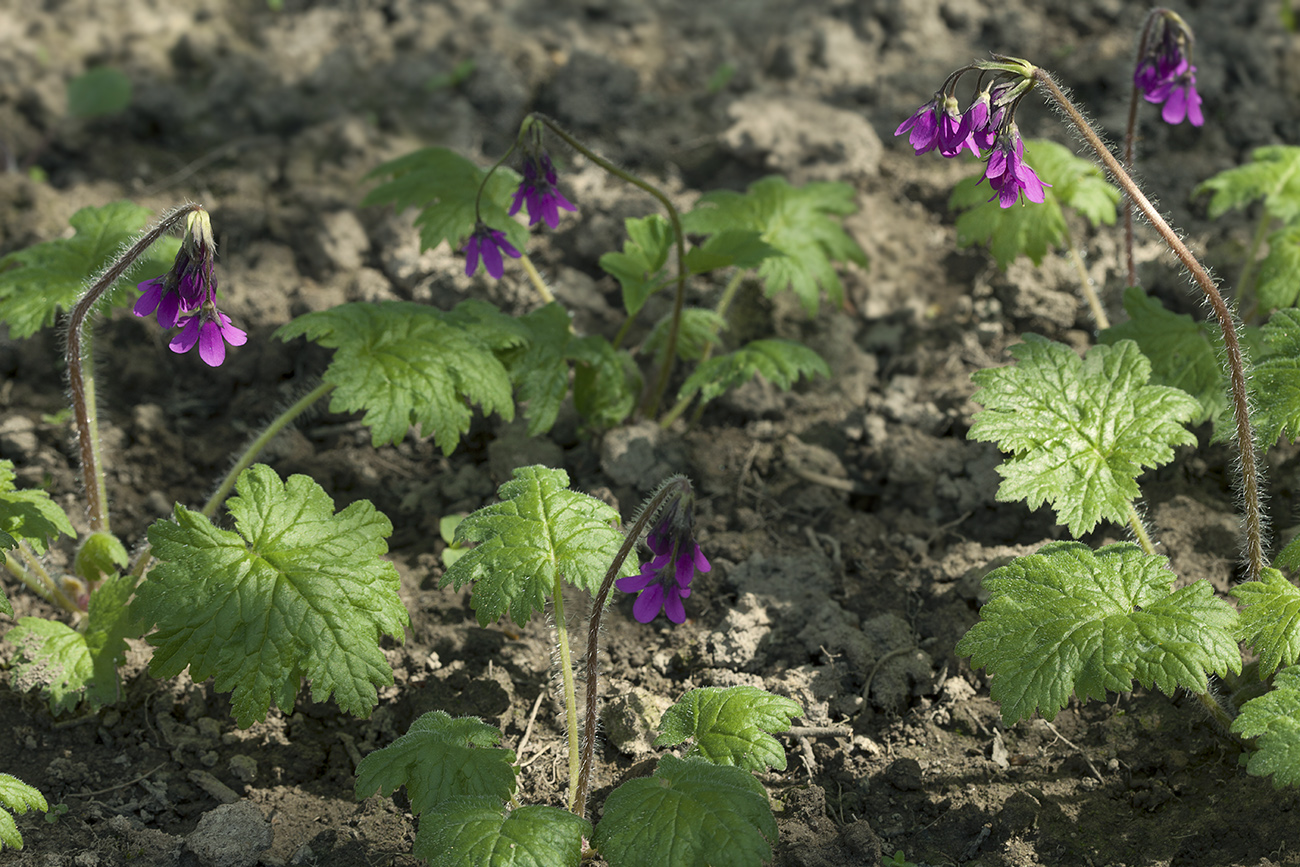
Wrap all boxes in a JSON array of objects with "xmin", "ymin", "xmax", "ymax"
[
  {"xmin": 464, "ymin": 223, "xmax": 521, "ymax": 279},
  {"xmin": 895, "ymin": 65, "xmax": 1049, "ymax": 209},
  {"xmin": 616, "ymin": 480, "xmax": 710, "ymax": 624},
  {"xmin": 1133, "ymin": 10, "xmax": 1202, "ymax": 127},
  {"xmin": 134, "ymin": 208, "xmax": 246, "ymax": 367}
]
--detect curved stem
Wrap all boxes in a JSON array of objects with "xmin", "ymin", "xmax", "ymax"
[
  {"xmin": 67, "ymin": 203, "xmax": 201, "ymax": 534},
  {"xmin": 1033, "ymin": 68, "xmax": 1266, "ymax": 582},
  {"xmin": 573, "ymin": 479, "xmax": 683, "ymax": 819},
  {"xmin": 531, "ymin": 114, "xmax": 688, "ymax": 418},
  {"xmin": 518, "ymin": 253, "xmax": 556, "ymax": 305},
  {"xmin": 552, "ymin": 574, "xmax": 581, "ymax": 811}
]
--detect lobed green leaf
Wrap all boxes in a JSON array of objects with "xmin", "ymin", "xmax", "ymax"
[
  {"xmin": 1233, "ymin": 569, "xmax": 1300, "ymax": 676},
  {"xmin": 682, "ymin": 176, "xmax": 866, "ymax": 315},
  {"xmin": 677, "ymin": 339, "xmax": 829, "ymax": 406},
  {"xmin": 1251, "ymin": 308, "xmax": 1300, "ymax": 446},
  {"xmin": 956, "ymin": 542, "xmax": 1241, "ymax": 725},
  {"xmin": 133, "ymin": 464, "xmax": 408, "ymax": 727},
  {"xmin": 0, "ymin": 202, "xmax": 179, "ymax": 338},
  {"xmin": 0, "ymin": 774, "xmax": 47, "ymax": 851},
  {"xmin": 441, "ymin": 466, "xmax": 635, "ymax": 627},
  {"xmin": 6, "ymin": 618, "xmax": 92, "ymax": 715},
  {"xmin": 1195, "ymin": 145, "xmax": 1300, "ymax": 223},
  {"xmin": 414, "ymin": 798, "xmax": 589, "ymax": 867},
  {"xmin": 275, "ymin": 301, "xmax": 517, "ymax": 452},
  {"xmin": 1232, "ymin": 665, "xmax": 1300, "ymax": 788},
  {"xmin": 594, "ymin": 754, "xmax": 777, "ymax": 867},
  {"xmin": 600, "ymin": 215, "xmax": 673, "ymax": 318},
  {"xmin": 362, "ymin": 147, "xmax": 527, "ymax": 255},
  {"xmin": 968, "ymin": 336, "xmax": 1199, "ymax": 537},
  {"xmin": 355, "ymin": 711, "xmax": 516, "ymax": 816},
  {"xmin": 1255, "ymin": 226, "xmax": 1300, "ymax": 311},
  {"xmin": 642, "ymin": 307, "xmax": 728, "ymax": 364},
  {"xmin": 0, "ymin": 460, "xmax": 76, "ymax": 556},
  {"xmin": 655, "ymin": 686, "xmax": 802, "ymax": 771}
]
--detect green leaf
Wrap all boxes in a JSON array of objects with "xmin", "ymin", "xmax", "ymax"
[
  {"xmin": 1195, "ymin": 145, "xmax": 1300, "ymax": 223},
  {"xmin": 0, "ymin": 202, "xmax": 180, "ymax": 338},
  {"xmin": 275, "ymin": 301, "xmax": 516, "ymax": 452},
  {"xmin": 1250, "ymin": 308, "xmax": 1300, "ymax": 446},
  {"xmin": 684, "ymin": 230, "xmax": 780, "ymax": 275},
  {"xmin": 1276, "ymin": 534, "xmax": 1300, "ymax": 572},
  {"xmin": 968, "ymin": 336, "xmax": 1199, "ymax": 536},
  {"xmin": 1099, "ymin": 287, "xmax": 1228, "ymax": 431},
  {"xmin": 570, "ymin": 336, "xmax": 639, "ymax": 430},
  {"xmin": 362, "ymin": 147, "xmax": 527, "ymax": 255},
  {"xmin": 949, "ymin": 140, "xmax": 1118, "ymax": 269},
  {"xmin": 1232, "ymin": 665, "xmax": 1300, "ymax": 788},
  {"xmin": 594, "ymin": 755, "xmax": 777, "ymax": 867},
  {"xmin": 67, "ymin": 67, "xmax": 132, "ymax": 118},
  {"xmin": 501, "ymin": 303, "xmax": 576, "ymax": 437},
  {"xmin": 654, "ymin": 686, "xmax": 802, "ymax": 771},
  {"xmin": 1256, "ymin": 226, "xmax": 1300, "ymax": 311},
  {"xmin": 73, "ymin": 531, "xmax": 128, "ymax": 582},
  {"xmin": 0, "ymin": 774, "xmax": 47, "ymax": 851},
  {"xmin": 0, "ymin": 460, "xmax": 75, "ymax": 556},
  {"xmin": 133, "ymin": 464, "xmax": 408, "ymax": 728},
  {"xmin": 677, "ymin": 339, "xmax": 829, "ymax": 406},
  {"xmin": 682, "ymin": 176, "xmax": 866, "ymax": 315},
  {"xmin": 600, "ymin": 215, "xmax": 674, "ymax": 318},
  {"xmin": 414, "ymin": 798, "xmax": 589, "ymax": 867},
  {"xmin": 354, "ymin": 711, "xmax": 516, "ymax": 816},
  {"xmin": 955, "ymin": 542, "xmax": 1241, "ymax": 725},
  {"xmin": 642, "ymin": 308, "xmax": 728, "ymax": 364},
  {"xmin": 441, "ymin": 466, "xmax": 635, "ymax": 627},
  {"xmin": 1233, "ymin": 569, "xmax": 1300, "ymax": 676},
  {"xmin": 6, "ymin": 618, "xmax": 91, "ymax": 714}
]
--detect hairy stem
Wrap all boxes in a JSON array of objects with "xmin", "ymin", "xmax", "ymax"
[
  {"xmin": 1033, "ymin": 68, "xmax": 1266, "ymax": 582},
  {"xmin": 1125, "ymin": 502, "xmax": 1156, "ymax": 557},
  {"xmin": 6, "ymin": 545, "xmax": 79, "ymax": 613},
  {"xmin": 1063, "ymin": 228, "xmax": 1110, "ymax": 330},
  {"xmin": 573, "ymin": 480, "xmax": 681, "ymax": 819},
  {"xmin": 518, "ymin": 253, "xmax": 557, "ymax": 305},
  {"xmin": 552, "ymin": 573, "xmax": 581, "ymax": 811},
  {"xmin": 532, "ymin": 114, "xmax": 688, "ymax": 418},
  {"xmin": 67, "ymin": 203, "xmax": 201, "ymax": 535}
]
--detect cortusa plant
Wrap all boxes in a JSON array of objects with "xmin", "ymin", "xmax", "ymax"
[
  {"xmin": 0, "ymin": 87, "xmax": 866, "ymax": 854},
  {"xmin": 900, "ymin": 8, "xmax": 1300, "ymax": 790}
]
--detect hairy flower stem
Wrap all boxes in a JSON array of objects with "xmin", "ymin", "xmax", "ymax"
[
  {"xmin": 552, "ymin": 573, "xmax": 581, "ymax": 811},
  {"xmin": 1121, "ymin": 11, "xmax": 1163, "ymax": 287},
  {"xmin": 1033, "ymin": 68, "xmax": 1266, "ymax": 582},
  {"xmin": 573, "ymin": 478, "xmax": 685, "ymax": 819},
  {"xmin": 530, "ymin": 114, "xmax": 688, "ymax": 418},
  {"xmin": 5, "ymin": 546, "xmax": 78, "ymax": 612},
  {"xmin": 129, "ymin": 380, "xmax": 337, "ymax": 579},
  {"xmin": 67, "ymin": 203, "xmax": 201, "ymax": 536},
  {"xmin": 518, "ymin": 253, "xmax": 557, "ymax": 305},
  {"xmin": 1125, "ymin": 503, "xmax": 1156, "ymax": 557}
]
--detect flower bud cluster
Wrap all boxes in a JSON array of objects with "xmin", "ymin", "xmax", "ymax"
[{"xmin": 1134, "ymin": 9, "xmax": 1202, "ymax": 127}]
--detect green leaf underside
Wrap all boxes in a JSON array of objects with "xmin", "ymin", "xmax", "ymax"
[
  {"xmin": 275, "ymin": 301, "xmax": 517, "ymax": 452},
  {"xmin": 133, "ymin": 465, "xmax": 408, "ymax": 728},
  {"xmin": 655, "ymin": 686, "xmax": 802, "ymax": 772},
  {"xmin": 1099, "ymin": 287, "xmax": 1228, "ymax": 432},
  {"xmin": 415, "ymin": 798, "xmax": 589, "ymax": 867},
  {"xmin": 362, "ymin": 147, "xmax": 527, "ymax": 255},
  {"xmin": 678, "ymin": 339, "xmax": 830, "ymax": 406},
  {"xmin": 968, "ymin": 336, "xmax": 1199, "ymax": 537},
  {"xmin": 1233, "ymin": 665, "xmax": 1300, "ymax": 788},
  {"xmin": 682, "ymin": 176, "xmax": 866, "ymax": 315},
  {"xmin": 1256, "ymin": 227, "xmax": 1300, "ymax": 311},
  {"xmin": 0, "ymin": 461, "xmax": 76, "ymax": 556},
  {"xmin": 594, "ymin": 755, "xmax": 777, "ymax": 867},
  {"xmin": 354, "ymin": 711, "xmax": 516, "ymax": 816},
  {"xmin": 643, "ymin": 308, "xmax": 728, "ymax": 364},
  {"xmin": 949, "ymin": 140, "xmax": 1119, "ymax": 269},
  {"xmin": 1252, "ymin": 308, "xmax": 1300, "ymax": 445},
  {"xmin": 0, "ymin": 202, "xmax": 180, "ymax": 338},
  {"xmin": 0, "ymin": 774, "xmax": 47, "ymax": 851},
  {"xmin": 1233, "ymin": 569, "xmax": 1300, "ymax": 676},
  {"xmin": 441, "ymin": 466, "xmax": 635, "ymax": 628},
  {"xmin": 600, "ymin": 214, "xmax": 673, "ymax": 318},
  {"xmin": 1196, "ymin": 145, "xmax": 1300, "ymax": 223},
  {"xmin": 956, "ymin": 542, "xmax": 1241, "ymax": 725}
]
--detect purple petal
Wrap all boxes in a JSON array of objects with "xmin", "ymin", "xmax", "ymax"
[
  {"xmin": 217, "ymin": 313, "xmax": 248, "ymax": 347},
  {"xmin": 157, "ymin": 290, "xmax": 182, "ymax": 329},
  {"xmin": 632, "ymin": 584, "xmax": 665, "ymax": 623},
  {"xmin": 1162, "ymin": 86, "xmax": 1188, "ymax": 124},
  {"xmin": 480, "ymin": 239, "xmax": 505, "ymax": 279},
  {"xmin": 694, "ymin": 546, "xmax": 711, "ymax": 574},
  {"xmin": 133, "ymin": 280, "xmax": 164, "ymax": 317},
  {"xmin": 197, "ymin": 320, "xmax": 227, "ymax": 367},
  {"xmin": 169, "ymin": 316, "xmax": 201, "ymax": 354},
  {"xmin": 663, "ymin": 589, "xmax": 686, "ymax": 624},
  {"xmin": 463, "ymin": 236, "xmax": 481, "ymax": 277},
  {"xmin": 616, "ymin": 567, "xmax": 656, "ymax": 593}
]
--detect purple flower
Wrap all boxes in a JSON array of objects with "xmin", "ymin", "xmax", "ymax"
[
  {"xmin": 937, "ymin": 96, "xmax": 979, "ymax": 158},
  {"xmin": 894, "ymin": 95, "xmax": 942, "ymax": 155},
  {"xmin": 509, "ymin": 153, "xmax": 576, "ymax": 229},
  {"xmin": 616, "ymin": 487, "xmax": 710, "ymax": 624},
  {"xmin": 982, "ymin": 125, "xmax": 1050, "ymax": 208},
  {"xmin": 464, "ymin": 223, "xmax": 521, "ymax": 279},
  {"xmin": 134, "ymin": 209, "xmax": 216, "ymax": 329},
  {"xmin": 1147, "ymin": 66, "xmax": 1203, "ymax": 127},
  {"xmin": 169, "ymin": 305, "xmax": 247, "ymax": 367}
]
